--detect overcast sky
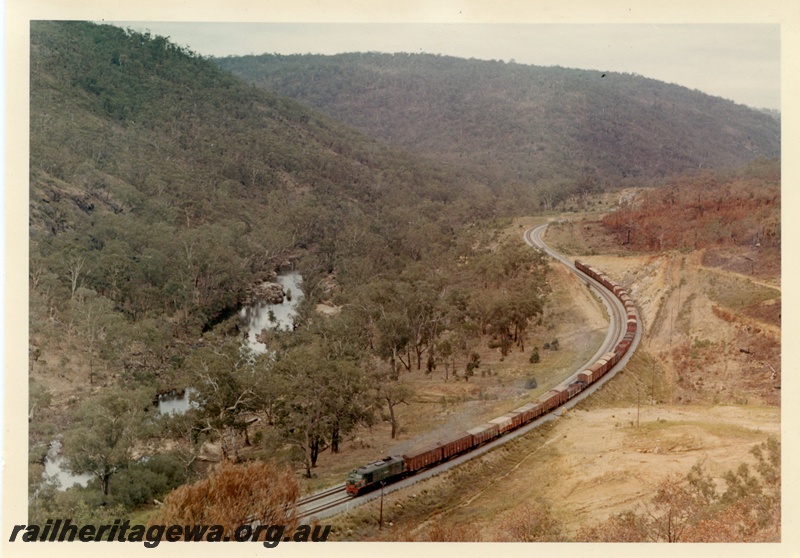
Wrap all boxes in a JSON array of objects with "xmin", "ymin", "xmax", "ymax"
[{"xmin": 107, "ymin": 22, "xmax": 781, "ymax": 110}]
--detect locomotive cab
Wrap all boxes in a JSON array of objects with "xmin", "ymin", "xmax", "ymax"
[
  {"xmin": 346, "ymin": 456, "xmax": 406, "ymax": 496},
  {"xmin": 346, "ymin": 470, "xmax": 367, "ymax": 495}
]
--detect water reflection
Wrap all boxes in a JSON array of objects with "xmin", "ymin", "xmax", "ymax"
[
  {"xmin": 43, "ymin": 440, "xmax": 92, "ymax": 490},
  {"xmin": 158, "ymin": 387, "xmax": 197, "ymax": 415},
  {"xmin": 39, "ymin": 276, "xmax": 302, "ymax": 492},
  {"xmin": 239, "ymin": 272, "xmax": 303, "ymax": 353}
]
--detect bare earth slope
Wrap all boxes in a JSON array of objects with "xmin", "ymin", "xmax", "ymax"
[{"xmin": 330, "ymin": 213, "xmax": 780, "ymax": 541}]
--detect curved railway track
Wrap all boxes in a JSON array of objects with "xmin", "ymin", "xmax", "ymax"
[
  {"xmin": 525, "ymin": 223, "xmax": 632, "ymax": 380},
  {"xmin": 298, "ymin": 223, "xmax": 642, "ymax": 520}
]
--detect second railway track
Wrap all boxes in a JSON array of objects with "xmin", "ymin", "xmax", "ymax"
[{"xmin": 296, "ymin": 222, "xmax": 642, "ymax": 520}]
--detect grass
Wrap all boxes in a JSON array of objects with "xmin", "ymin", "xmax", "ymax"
[
  {"xmin": 620, "ymin": 417, "xmax": 769, "ymax": 447},
  {"xmin": 689, "ymin": 419, "xmax": 775, "ymax": 440},
  {"xmin": 575, "ymin": 347, "xmax": 673, "ymax": 409},
  {"xmin": 702, "ymin": 268, "xmax": 780, "ymax": 311},
  {"xmin": 329, "ymin": 421, "xmax": 560, "ymax": 541}
]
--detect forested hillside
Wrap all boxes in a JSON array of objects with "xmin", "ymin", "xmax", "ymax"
[
  {"xmin": 28, "ymin": 22, "xmax": 553, "ymax": 522},
  {"xmin": 217, "ymin": 52, "xmax": 780, "ymax": 202},
  {"xmin": 602, "ymin": 159, "xmax": 780, "ymax": 254},
  {"xmin": 28, "ymin": 22, "xmax": 781, "ymax": 540},
  {"xmin": 30, "ymin": 22, "xmax": 500, "ymax": 335}
]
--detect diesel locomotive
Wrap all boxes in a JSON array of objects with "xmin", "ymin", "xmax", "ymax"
[{"xmin": 346, "ymin": 259, "xmax": 638, "ymax": 496}]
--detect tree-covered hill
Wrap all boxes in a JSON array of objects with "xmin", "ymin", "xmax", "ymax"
[
  {"xmin": 30, "ymin": 22, "xmax": 501, "ymax": 335},
  {"xmin": 28, "ymin": 23, "xmax": 781, "ymax": 533},
  {"xmin": 216, "ymin": 52, "xmax": 780, "ymax": 190},
  {"xmin": 29, "ymin": 23, "xmax": 557, "ymax": 518}
]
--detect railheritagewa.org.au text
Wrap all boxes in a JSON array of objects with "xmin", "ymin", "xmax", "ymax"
[{"xmin": 9, "ymin": 519, "xmax": 331, "ymax": 548}]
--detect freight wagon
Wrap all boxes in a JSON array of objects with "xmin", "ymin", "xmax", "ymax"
[{"xmin": 345, "ymin": 259, "xmax": 639, "ymax": 496}]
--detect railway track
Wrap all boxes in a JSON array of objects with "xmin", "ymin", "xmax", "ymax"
[
  {"xmin": 297, "ymin": 484, "xmax": 345, "ymax": 506},
  {"xmin": 296, "ymin": 485, "xmax": 350, "ymax": 518},
  {"xmin": 525, "ymin": 224, "xmax": 629, "ymax": 368},
  {"xmin": 296, "ymin": 223, "xmax": 641, "ymax": 520}
]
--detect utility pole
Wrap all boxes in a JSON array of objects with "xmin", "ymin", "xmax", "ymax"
[
  {"xmin": 637, "ymin": 383, "xmax": 640, "ymax": 428},
  {"xmin": 651, "ymin": 358, "xmax": 656, "ymax": 404},
  {"xmin": 379, "ymin": 482, "xmax": 385, "ymax": 530}
]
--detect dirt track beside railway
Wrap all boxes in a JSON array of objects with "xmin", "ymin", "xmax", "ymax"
[
  {"xmin": 481, "ymin": 403, "xmax": 779, "ymax": 536},
  {"xmin": 332, "ymin": 215, "xmax": 781, "ymax": 541},
  {"xmin": 331, "ymin": 399, "xmax": 778, "ymax": 541}
]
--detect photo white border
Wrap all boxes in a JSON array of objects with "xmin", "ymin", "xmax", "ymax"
[{"xmin": 5, "ymin": 1, "xmax": 798, "ymax": 556}]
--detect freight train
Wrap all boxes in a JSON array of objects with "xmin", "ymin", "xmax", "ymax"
[{"xmin": 346, "ymin": 259, "xmax": 638, "ymax": 496}]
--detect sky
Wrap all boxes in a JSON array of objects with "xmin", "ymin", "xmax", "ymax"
[
  {"xmin": 107, "ymin": 22, "xmax": 781, "ymax": 110},
  {"xmin": 3, "ymin": 1, "xmax": 798, "ymax": 541}
]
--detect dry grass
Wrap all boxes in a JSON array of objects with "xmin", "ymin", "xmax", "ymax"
[
  {"xmin": 325, "ymin": 401, "xmax": 779, "ymax": 541},
  {"xmin": 265, "ymin": 253, "xmax": 611, "ymax": 495},
  {"xmin": 326, "ymin": 201, "xmax": 782, "ymax": 540}
]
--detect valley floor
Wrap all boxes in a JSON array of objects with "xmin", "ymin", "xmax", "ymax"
[{"xmin": 328, "ymin": 208, "xmax": 781, "ymax": 541}]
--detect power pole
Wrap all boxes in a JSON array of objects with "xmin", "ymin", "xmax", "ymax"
[
  {"xmin": 637, "ymin": 384, "xmax": 640, "ymax": 428},
  {"xmin": 669, "ymin": 307, "xmax": 673, "ymax": 346},
  {"xmin": 379, "ymin": 482, "xmax": 385, "ymax": 530}
]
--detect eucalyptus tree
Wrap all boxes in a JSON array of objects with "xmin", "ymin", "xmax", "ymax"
[
  {"xmin": 307, "ymin": 311, "xmax": 378, "ymax": 452},
  {"xmin": 70, "ymin": 287, "xmax": 127, "ymax": 385},
  {"xmin": 272, "ymin": 341, "xmax": 375, "ymax": 476},
  {"xmin": 401, "ymin": 277, "xmax": 445, "ymax": 371},
  {"xmin": 375, "ymin": 376, "xmax": 413, "ymax": 439},
  {"xmin": 62, "ymin": 387, "xmax": 154, "ymax": 497},
  {"xmin": 185, "ymin": 334, "xmax": 262, "ymax": 462}
]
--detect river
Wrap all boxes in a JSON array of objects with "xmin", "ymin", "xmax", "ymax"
[
  {"xmin": 43, "ymin": 440, "xmax": 92, "ymax": 490},
  {"xmin": 239, "ymin": 272, "xmax": 303, "ymax": 353},
  {"xmin": 41, "ymin": 274, "xmax": 303, "ymax": 491}
]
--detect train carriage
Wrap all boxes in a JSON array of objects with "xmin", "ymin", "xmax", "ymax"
[
  {"xmin": 537, "ymin": 392, "xmax": 556, "ymax": 414},
  {"xmin": 567, "ymin": 380, "xmax": 585, "ymax": 398},
  {"xmin": 438, "ymin": 432, "xmax": 475, "ymax": 460},
  {"xmin": 507, "ymin": 410, "xmax": 525, "ymax": 429},
  {"xmin": 467, "ymin": 423, "xmax": 500, "ymax": 446},
  {"xmin": 598, "ymin": 353, "xmax": 616, "ymax": 377},
  {"xmin": 402, "ymin": 444, "xmax": 442, "ymax": 473},
  {"xmin": 546, "ymin": 387, "xmax": 568, "ymax": 407},
  {"xmin": 588, "ymin": 360, "xmax": 606, "ymax": 383},
  {"xmin": 527, "ymin": 401, "xmax": 546, "ymax": 422},
  {"xmin": 348, "ymin": 258, "xmax": 639, "ymax": 497},
  {"xmin": 542, "ymin": 390, "xmax": 559, "ymax": 411},
  {"xmin": 513, "ymin": 402, "xmax": 540, "ymax": 424},
  {"xmin": 594, "ymin": 361, "xmax": 608, "ymax": 382},
  {"xmin": 489, "ymin": 415, "xmax": 515, "ymax": 434}
]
